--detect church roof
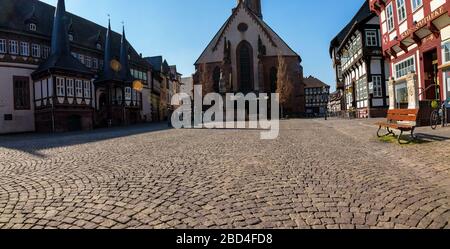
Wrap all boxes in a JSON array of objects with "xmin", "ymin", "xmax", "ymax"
[{"xmin": 195, "ymin": 1, "xmax": 300, "ymax": 65}]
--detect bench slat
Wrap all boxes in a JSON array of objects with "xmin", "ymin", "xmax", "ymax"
[
  {"xmin": 387, "ymin": 115, "xmax": 418, "ymax": 122},
  {"xmin": 387, "ymin": 109, "xmax": 419, "ymax": 115}
]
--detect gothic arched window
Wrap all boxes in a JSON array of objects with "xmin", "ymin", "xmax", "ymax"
[
  {"xmin": 237, "ymin": 41, "xmax": 253, "ymax": 93},
  {"xmin": 270, "ymin": 67, "xmax": 277, "ymax": 93},
  {"xmin": 213, "ymin": 66, "xmax": 221, "ymax": 93}
]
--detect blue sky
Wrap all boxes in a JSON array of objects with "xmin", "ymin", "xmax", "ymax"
[{"xmin": 41, "ymin": 0, "xmax": 366, "ymax": 89}]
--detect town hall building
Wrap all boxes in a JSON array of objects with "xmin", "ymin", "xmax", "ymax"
[{"xmin": 194, "ymin": 0, "xmax": 305, "ymax": 116}]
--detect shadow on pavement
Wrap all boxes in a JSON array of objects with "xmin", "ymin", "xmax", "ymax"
[{"xmin": 0, "ymin": 123, "xmax": 171, "ymax": 158}]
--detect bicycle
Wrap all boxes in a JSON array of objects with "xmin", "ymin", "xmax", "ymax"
[{"xmin": 430, "ymin": 101, "xmax": 448, "ymax": 130}]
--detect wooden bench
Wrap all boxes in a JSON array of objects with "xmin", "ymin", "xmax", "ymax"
[{"xmin": 376, "ymin": 109, "xmax": 419, "ymax": 144}]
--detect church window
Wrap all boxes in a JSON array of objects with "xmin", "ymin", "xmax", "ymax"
[
  {"xmin": 20, "ymin": 42, "xmax": 29, "ymax": 56},
  {"xmin": 270, "ymin": 67, "xmax": 277, "ymax": 93},
  {"xmin": 237, "ymin": 41, "xmax": 253, "ymax": 93},
  {"xmin": 75, "ymin": 79, "xmax": 83, "ymax": 98},
  {"xmin": 238, "ymin": 23, "xmax": 248, "ymax": 32},
  {"xmin": 56, "ymin": 77, "xmax": 65, "ymax": 97},
  {"xmin": 13, "ymin": 76, "xmax": 30, "ymax": 110},
  {"xmin": 213, "ymin": 66, "xmax": 221, "ymax": 92}
]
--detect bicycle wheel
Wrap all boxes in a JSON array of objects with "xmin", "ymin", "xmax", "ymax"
[{"xmin": 430, "ymin": 110, "xmax": 439, "ymax": 130}]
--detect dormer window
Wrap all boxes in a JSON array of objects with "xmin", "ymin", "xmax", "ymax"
[
  {"xmin": 68, "ymin": 34, "xmax": 74, "ymax": 41},
  {"xmin": 29, "ymin": 23, "xmax": 37, "ymax": 31}
]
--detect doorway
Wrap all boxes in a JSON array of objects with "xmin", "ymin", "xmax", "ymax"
[{"xmin": 423, "ymin": 49, "xmax": 439, "ymax": 100}]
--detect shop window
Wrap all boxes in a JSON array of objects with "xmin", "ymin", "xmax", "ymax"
[{"xmin": 443, "ymin": 42, "xmax": 450, "ymax": 64}]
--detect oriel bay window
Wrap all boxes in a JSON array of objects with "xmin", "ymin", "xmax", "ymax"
[
  {"xmin": 56, "ymin": 77, "xmax": 65, "ymax": 96},
  {"xmin": 13, "ymin": 76, "xmax": 30, "ymax": 110}
]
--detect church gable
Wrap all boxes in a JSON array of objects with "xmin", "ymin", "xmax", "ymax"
[{"xmin": 195, "ymin": 3, "xmax": 298, "ymax": 65}]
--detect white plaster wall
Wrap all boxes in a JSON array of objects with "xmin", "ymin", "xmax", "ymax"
[
  {"xmin": 0, "ymin": 65, "xmax": 35, "ymax": 134},
  {"xmin": 431, "ymin": 0, "xmax": 446, "ymax": 11}
]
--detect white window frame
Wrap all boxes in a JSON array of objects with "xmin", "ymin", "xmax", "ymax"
[
  {"xmin": 92, "ymin": 58, "xmax": 98, "ymax": 69},
  {"xmin": 31, "ymin": 44, "xmax": 40, "ymax": 58},
  {"xmin": 396, "ymin": 0, "xmax": 407, "ymax": 23},
  {"xmin": 372, "ymin": 75, "xmax": 383, "ymax": 97},
  {"xmin": 0, "ymin": 39, "xmax": 6, "ymax": 53},
  {"xmin": 366, "ymin": 30, "xmax": 378, "ymax": 47},
  {"xmin": 386, "ymin": 3, "xmax": 395, "ymax": 32},
  {"xmin": 125, "ymin": 87, "xmax": 132, "ymax": 100},
  {"xmin": 394, "ymin": 56, "xmax": 416, "ymax": 79},
  {"xmin": 43, "ymin": 46, "xmax": 50, "ymax": 59},
  {"xmin": 29, "ymin": 23, "xmax": 37, "ymax": 31},
  {"xmin": 85, "ymin": 56, "xmax": 91, "ymax": 68},
  {"xmin": 75, "ymin": 80, "xmax": 83, "ymax": 98},
  {"xmin": 66, "ymin": 78, "xmax": 74, "ymax": 97},
  {"xmin": 443, "ymin": 41, "xmax": 450, "ymax": 64},
  {"xmin": 83, "ymin": 81, "xmax": 91, "ymax": 98},
  {"xmin": 78, "ymin": 54, "xmax": 85, "ymax": 64},
  {"xmin": 411, "ymin": 0, "xmax": 423, "ymax": 12},
  {"xmin": 9, "ymin": 40, "xmax": 18, "ymax": 55},
  {"xmin": 20, "ymin": 42, "xmax": 29, "ymax": 56},
  {"xmin": 56, "ymin": 77, "xmax": 65, "ymax": 97}
]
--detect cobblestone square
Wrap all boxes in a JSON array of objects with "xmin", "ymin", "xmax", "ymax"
[{"xmin": 0, "ymin": 119, "xmax": 449, "ymax": 229}]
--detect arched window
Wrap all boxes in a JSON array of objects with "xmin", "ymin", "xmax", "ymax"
[
  {"xmin": 213, "ymin": 66, "xmax": 221, "ymax": 93},
  {"xmin": 237, "ymin": 41, "xmax": 253, "ymax": 93},
  {"xmin": 270, "ymin": 67, "xmax": 277, "ymax": 93}
]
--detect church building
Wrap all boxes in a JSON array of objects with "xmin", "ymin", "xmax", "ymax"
[{"xmin": 194, "ymin": 0, "xmax": 305, "ymax": 116}]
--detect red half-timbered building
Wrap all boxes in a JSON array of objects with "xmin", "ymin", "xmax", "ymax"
[{"xmin": 370, "ymin": 0, "xmax": 450, "ymax": 125}]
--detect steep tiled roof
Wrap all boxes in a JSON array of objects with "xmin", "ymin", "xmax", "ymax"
[
  {"xmin": 303, "ymin": 76, "xmax": 330, "ymax": 89},
  {"xmin": 0, "ymin": 0, "xmax": 147, "ymax": 66}
]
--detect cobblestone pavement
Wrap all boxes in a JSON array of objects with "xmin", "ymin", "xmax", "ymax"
[{"xmin": 0, "ymin": 119, "xmax": 449, "ymax": 229}]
